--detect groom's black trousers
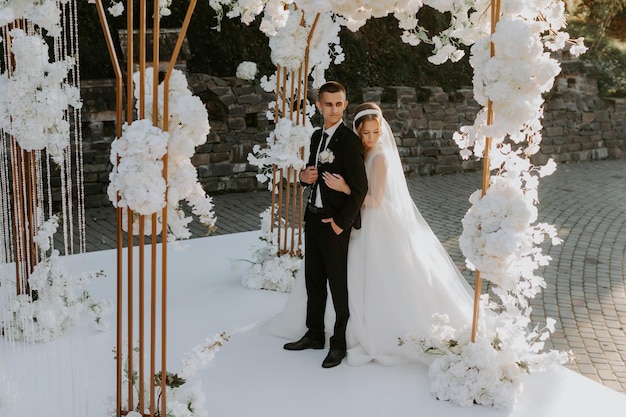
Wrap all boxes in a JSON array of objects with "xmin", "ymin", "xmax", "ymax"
[{"xmin": 303, "ymin": 209, "xmax": 351, "ymax": 352}]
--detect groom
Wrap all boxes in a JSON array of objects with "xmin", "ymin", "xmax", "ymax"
[{"xmin": 284, "ymin": 81, "xmax": 367, "ymax": 368}]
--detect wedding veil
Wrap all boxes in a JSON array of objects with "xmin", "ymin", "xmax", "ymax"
[{"xmin": 353, "ymin": 108, "xmax": 476, "ymax": 327}]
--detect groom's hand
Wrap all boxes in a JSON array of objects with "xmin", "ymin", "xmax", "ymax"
[
  {"xmin": 322, "ymin": 218, "xmax": 343, "ymax": 235},
  {"xmin": 300, "ymin": 166, "xmax": 318, "ymax": 184}
]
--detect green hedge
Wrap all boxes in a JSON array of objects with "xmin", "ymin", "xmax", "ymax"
[{"xmin": 78, "ymin": 2, "xmax": 472, "ymax": 98}]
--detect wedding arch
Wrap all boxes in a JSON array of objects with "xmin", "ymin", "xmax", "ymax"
[
  {"xmin": 0, "ymin": 0, "xmax": 587, "ymax": 414},
  {"xmin": 210, "ymin": 0, "xmax": 585, "ymax": 409}
]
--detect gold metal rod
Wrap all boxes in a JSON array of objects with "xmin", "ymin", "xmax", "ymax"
[
  {"xmin": 163, "ymin": 0, "xmax": 197, "ymax": 82},
  {"xmin": 471, "ymin": 0, "xmax": 500, "ymax": 343},
  {"xmin": 281, "ymin": 67, "xmax": 287, "ymax": 119},
  {"xmin": 139, "ymin": 0, "xmax": 146, "ymax": 119},
  {"xmin": 159, "ymin": 174, "xmax": 168, "ymax": 417},
  {"xmin": 284, "ymin": 167, "xmax": 291, "ymax": 254},
  {"xmin": 127, "ymin": 207, "xmax": 134, "ymax": 411},
  {"xmin": 126, "ymin": 0, "xmax": 134, "ymax": 127},
  {"xmin": 296, "ymin": 67, "xmax": 302, "ymax": 125},
  {"xmin": 26, "ymin": 151, "xmax": 37, "ymax": 291},
  {"xmin": 10, "ymin": 141, "xmax": 25, "ymax": 294},
  {"xmin": 126, "ymin": 0, "xmax": 135, "ymax": 410},
  {"xmin": 289, "ymin": 69, "xmax": 295, "ymax": 121},
  {"xmin": 270, "ymin": 167, "xmax": 277, "ymax": 233},
  {"xmin": 277, "ymin": 168, "xmax": 283, "ymax": 252},
  {"xmin": 138, "ymin": 215, "xmax": 145, "ymax": 414},
  {"xmin": 290, "ymin": 169, "xmax": 298, "ymax": 254},
  {"xmin": 274, "ymin": 65, "xmax": 281, "ymax": 121},
  {"xmin": 93, "ymin": 2, "xmax": 124, "ymax": 412},
  {"xmin": 149, "ymin": 6, "xmax": 160, "ymax": 416},
  {"xmin": 270, "ymin": 65, "xmax": 281, "ymax": 232}
]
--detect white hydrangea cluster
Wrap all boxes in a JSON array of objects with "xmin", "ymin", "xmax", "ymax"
[
  {"xmin": 108, "ymin": 119, "xmax": 169, "ymax": 216},
  {"xmin": 0, "ymin": 30, "xmax": 81, "ymax": 165},
  {"xmin": 269, "ymin": 9, "xmax": 308, "ymax": 70},
  {"xmin": 460, "ymin": 175, "xmax": 538, "ymax": 290},
  {"xmin": 0, "ymin": 0, "xmax": 67, "ymax": 37},
  {"xmin": 405, "ymin": 313, "xmax": 570, "ymax": 410},
  {"xmin": 108, "ymin": 69, "xmax": 216, "ymax": 241},
  {"xmin": 236, "ymin": 61, "xmax": 258, "ymax": 80}
]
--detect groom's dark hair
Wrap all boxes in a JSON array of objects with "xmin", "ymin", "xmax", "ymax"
[{"xmin": 317, "ymin": 81, "xmax": 346, "ymax": 98}]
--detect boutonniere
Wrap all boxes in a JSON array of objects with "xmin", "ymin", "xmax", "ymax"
[{"xmin": 319, "ymin": 149, "xmax": 335, "ymax": 164}]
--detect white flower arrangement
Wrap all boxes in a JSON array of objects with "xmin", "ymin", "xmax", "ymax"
[
  {"xmin": 0, "ymin": 30, "xmax": 82, "ymax": 166},
  {"xmin": 108, "ymin": 120, "xmax": 168, "ymax": 215},
  {"xmin": 0, "ymin": 0, "xmax": 66, "ymax": 36},
  {"xmin": 401, "ymin": 313, "xmax": 571, "ymax": 410},
  {"xmin": 0, "ymin": 215, "xmax": 110, "ymax": 343},
  {"xmin": 108, "ymin": 69, "xmax": 217, "ymax": 241},
  {"xmin": 237, "ymin": 206, "xmax": 302, "ymax": 292},
  {"xmin": 318, "ymin": 149, "xmax": 335, "ymax": 164},
  {"xmin": 110, "ymin": 332, "xmax": 229, "ymax": 417},
  {"xmin": 236, "ymin": 61, "xmax": 258, "ymax": 80},
  {"xmin": 107, "ymin": 1, "xmax": 124, "ymax": 17},
  {"xmin": 248, "ymin": 117, "xmax": 313, "ymax": 190},
  {"xmin": 459, "ymin": 170, "xmax": 561, "ymax": 291}
]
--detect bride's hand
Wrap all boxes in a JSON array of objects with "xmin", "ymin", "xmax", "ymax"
[{"xmin": 323, "ymin": 172, "xmax": 351, "ymax": 195}]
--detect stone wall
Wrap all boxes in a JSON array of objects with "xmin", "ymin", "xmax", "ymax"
[{"xmin": 79, "ymin": 58, "xmax": 625, "ymax": 208}]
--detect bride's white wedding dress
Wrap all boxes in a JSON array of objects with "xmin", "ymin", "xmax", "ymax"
[{"xmin": 262, "ymin": 115, "xmax": 476, "ymax": 366}]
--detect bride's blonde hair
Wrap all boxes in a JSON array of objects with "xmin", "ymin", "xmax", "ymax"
[{"xmin": 353, "ymin": 102, "xmax": 383, "ymax": 135}]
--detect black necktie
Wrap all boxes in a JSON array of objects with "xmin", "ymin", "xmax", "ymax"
[{"xmin": 310, "ymin": 132, "xmax": 329, "ymax": 207}]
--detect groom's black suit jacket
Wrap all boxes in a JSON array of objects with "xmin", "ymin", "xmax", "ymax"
[{"xmin": 303, "ymin": 123, "xmax": 367, "ymax": 229}]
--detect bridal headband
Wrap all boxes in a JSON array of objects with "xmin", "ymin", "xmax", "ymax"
[{"xmin": 353, "ymin": 108, "xmax": 383, "ymax": 129}]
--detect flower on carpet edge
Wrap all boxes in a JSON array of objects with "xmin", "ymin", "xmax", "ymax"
[
  {"xmin": 0, "ymin": 215, "xmax": 111, "ymax": 343},
  {"xmin": 111, "ymin": 332, "xmax": 229, "ymax": 417},
  {"xmin": 236, "ymin": 205, "xmax": 302, "ymax": 292}
]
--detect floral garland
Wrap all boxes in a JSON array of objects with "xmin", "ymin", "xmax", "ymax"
[
  {"xmin": 248, "ymin": 117, "xmax": 313, "ymax": 189},
  {"xmin": 0, "ymin": 215, "xmax": 110, "ymax": 343},
  {"xmin": 238, "ymin": 206, "xmax": 302, "ymax": 292},
  {"xmin": 109, "ymin": 332, "xmax": 229, "ymax": 417},
  {"xmin": 107, "ymin": 69, "xmax": 217, "ymax": 241},
  {"xmin": 407, "ymin": 1, "xmax": 581, "ymax": 409},
  {"xmin": 0, "ymin": 29, "xmax": 81, "ymax": 165},
  {"xmin": 0, "ymin": 0, "xmax": 68, "ymax": 37},
  {"xmin": 209, "ymin": 0, "xmax": 584, "ymax": 408}
]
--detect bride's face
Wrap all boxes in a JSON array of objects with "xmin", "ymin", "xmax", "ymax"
[{"xmin": 359, "ymin": 119, "xmax": 381, "ymax": 152}]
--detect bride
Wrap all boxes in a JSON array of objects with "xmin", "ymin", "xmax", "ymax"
[{"xmin": 262, "ymin": 102, "xmax": 476, "ymax": 366}]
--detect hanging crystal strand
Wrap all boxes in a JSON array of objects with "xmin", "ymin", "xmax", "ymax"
[
  {"xmin": 0, "ymin": 24, "xmax": 16, "ymax": 408},
  {"xmin": 45, "ymin": 147, "xmax": 55, "ymax": 249},
  {"xmin": 52, "ymin": 1, "xmax": 73, "ymax": 255},
  {"xmin": 34, "ymin": 150, "xmax": 45, "ymax": 240},
  {"xmin": 69, "ymin": 0, "xmax": 86, "ymax": 254},
  {"xmin": 0, "ymin": 132, "xmax": 11, "ymax": 263},
  {"xmin": 10, "ymin": 137, "xmax": 25, "ymax": 293},
  {"xmin": 62, "ymin": 1, "xmax": 76, "ymax": 255},
  {"xmin": 0, "ymin": 25, "xmax": 13, "ymax": 264}
]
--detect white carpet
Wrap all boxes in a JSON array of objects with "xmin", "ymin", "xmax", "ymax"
[{"xmin": 2, "ymin": 231, "xmax": 625, "ymax": 417}]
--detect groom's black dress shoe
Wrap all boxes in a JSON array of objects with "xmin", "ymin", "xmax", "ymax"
[
  {"xmin": 322, "ymin": 349, "xmax": 346, "ymax": 368},
  {"xmin": 283, "ymin": 336, "xmax": 324, "ymax": 351}
]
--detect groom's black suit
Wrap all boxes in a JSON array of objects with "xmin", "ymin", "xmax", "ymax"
[{"xmin": 301, "ymin": 123, "xmax": 367, "ymax": 352}]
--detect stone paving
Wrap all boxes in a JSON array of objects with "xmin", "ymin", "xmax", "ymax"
[{"xmin": 78, "ymin": 158, "xmax": 626, "ymax": 394}]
